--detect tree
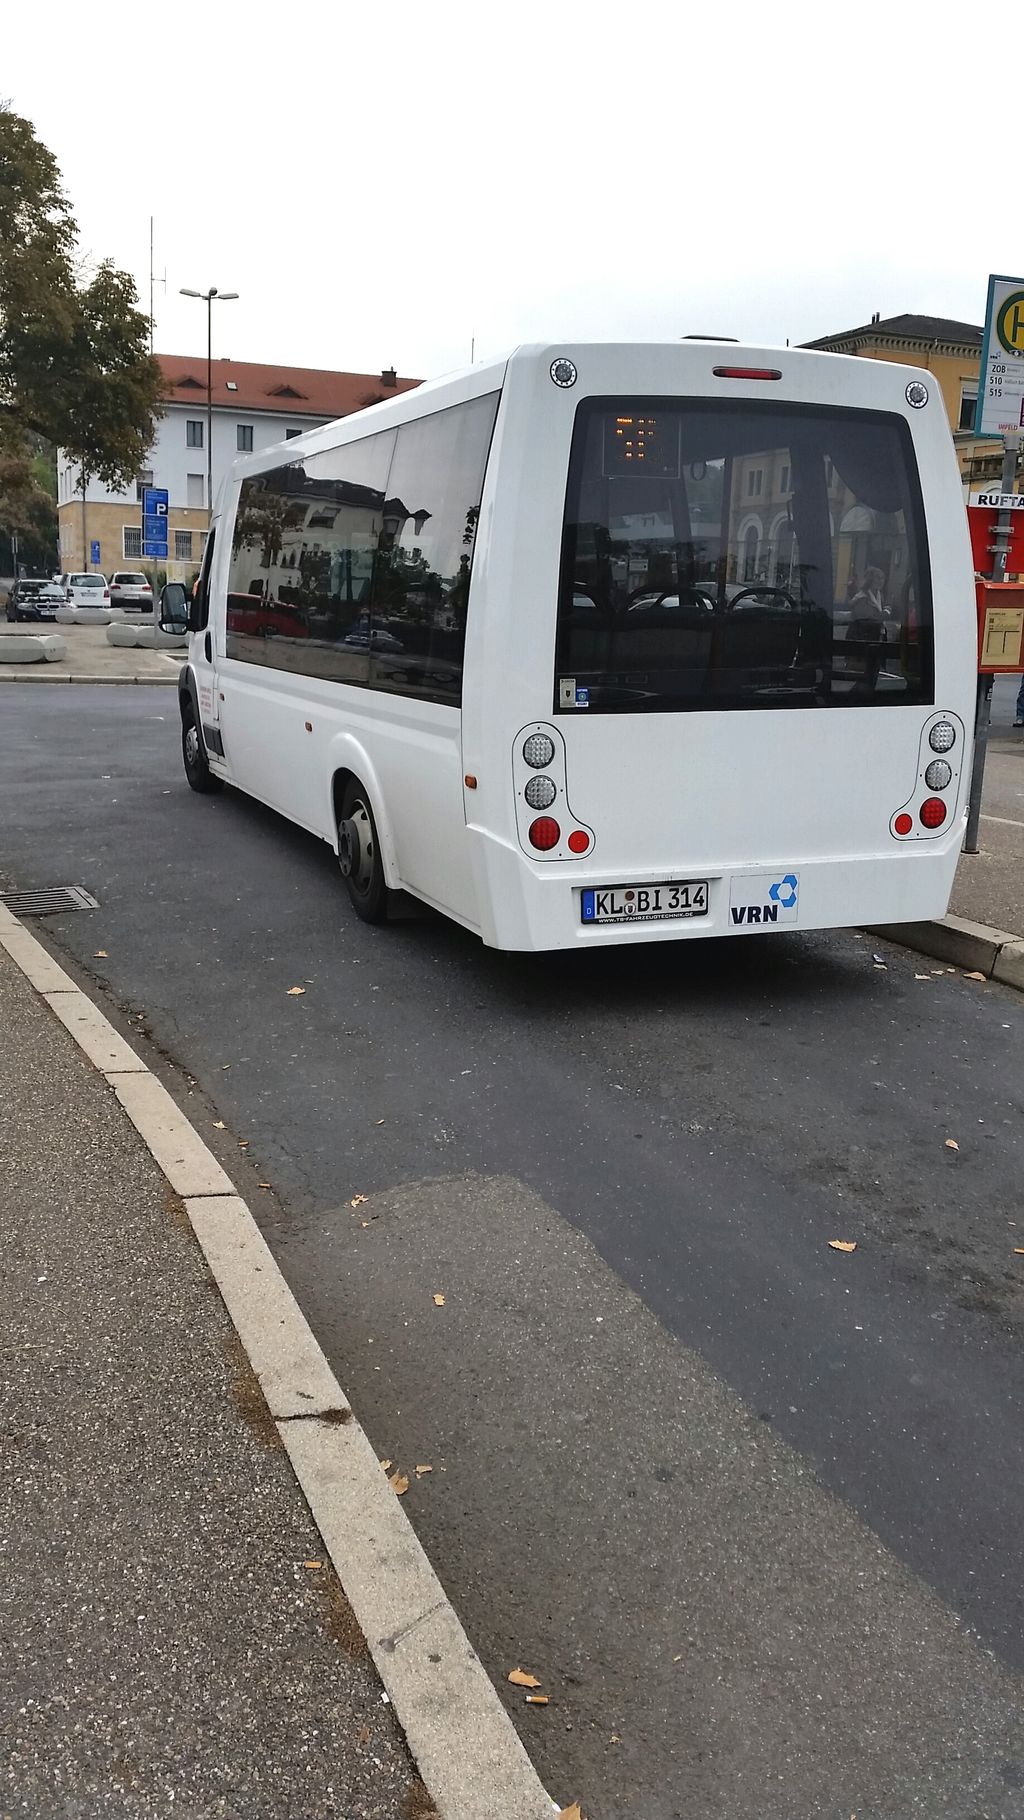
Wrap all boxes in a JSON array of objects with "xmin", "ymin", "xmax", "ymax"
[{"xmin": 0, "ymin": 103, "xmax": 163, "ymax": 562}]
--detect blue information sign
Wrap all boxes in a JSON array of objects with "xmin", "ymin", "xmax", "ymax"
[
  {"xmin": 141, "ymin": 485, "xmax": 168, "ymax": 560},
  {"xmin": 90, "ymin": 540, "xmax": 101, "ymax": 565}
]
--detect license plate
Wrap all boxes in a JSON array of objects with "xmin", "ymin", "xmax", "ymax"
[{"xmin": 580, "ymin": 880, "xmax": 709, "ymax": 924}]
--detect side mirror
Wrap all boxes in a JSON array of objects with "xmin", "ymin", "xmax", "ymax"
[{"xmin": 159, "ymin": 582, "xmax": 189, "ymax": 634}]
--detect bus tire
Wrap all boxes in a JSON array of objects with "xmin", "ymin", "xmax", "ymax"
[
  {"xmin": 182, "ymin": 707, "xmax": 222, "ymax": 795},
  {"xmin": 337, "ymin": 780, "xmax": 390, "ymax": 923}
]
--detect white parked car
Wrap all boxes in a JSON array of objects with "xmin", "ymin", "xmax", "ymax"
[
  {"xmin": 61, "ymin": 572, "xmax": 111, "ymax": 608},
  {"xmin": 108, "ymin": 571, "xmax": 154, "ymax": 612}
]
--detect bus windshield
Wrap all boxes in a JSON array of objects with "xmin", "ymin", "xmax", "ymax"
[{"xmin": 555, "ymin": 398, "xmax": 933, "ymax": 713}]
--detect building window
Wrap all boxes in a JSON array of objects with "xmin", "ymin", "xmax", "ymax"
[
  {"xmin": 187, "ymin": 473, "xmax": 205, "ymax": 508},
  {"xmin": 175, "ymin": 530, "xmax": 193, "ymax": 561},
  {"xmin": 237, "ymin": 423, "xmax": 254, "ymax": 452},
  {"xmin": 199, "ymin": 530, "xmax": 208, "ymax": 556},
  {"xmin": 186, "ymin": 420, "xmax": 204, "ymax": 448},
  {"xmin": 959, "ymin": 389, "xmax": 978, "ymax": 432},
  {"xmin": 135, "ymin": 470, "xmax": 154, "ymax": 502},
  {"xmin": 779, "ymin": 464, "xmax": 790, "ymax": 495},
  {"xmin": 123, "ymin": 526, "xmax": 142, "ymax": 559},
  {"xmin": 285, "ymin": 427, "xmax": 301, "ymax": 439},
  {"xmin": 742, "ymin": 524, "xmax": 760, "ymax": 580},
  {"xmin": 747, "ymin": 469, "xmax": 763, "ymax": 498}
]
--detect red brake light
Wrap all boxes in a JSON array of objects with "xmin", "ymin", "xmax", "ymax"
[
  {"xmin": 893, "ymin": 812, "xmax": 913, "ymax": 836},
  {"xmin": 919, "ymin": 798, "xmax": 946, "ymax": 829},
  {"xmin": 713, "ymin": 366, "xmax": 782, "ymax": 380},
  {"xmin": 103, "ymin": 589, "xmax": 110, "ymax": 599},
  {"xmin": 529, "ymin": 817, "xmax": 560, "ymax": 851}
]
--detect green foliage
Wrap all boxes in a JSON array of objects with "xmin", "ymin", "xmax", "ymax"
[{"xmin": 0, "ymin": 103, "xmax": 163, "ymax": 540}]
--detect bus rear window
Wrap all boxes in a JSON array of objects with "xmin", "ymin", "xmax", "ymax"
[{"xmin": 555, "ymin": 398, "xmax": 933, "ymax": 712}]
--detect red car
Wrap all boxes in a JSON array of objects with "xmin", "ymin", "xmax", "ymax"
[{"xmin": 226, "ymin": 594, "xmax": 309, "ymax": 639}]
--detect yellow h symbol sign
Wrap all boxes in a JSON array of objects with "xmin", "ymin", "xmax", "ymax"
[{"xmin": 997, "ymin": 291, "xmax": 1024, "ymax": 354}]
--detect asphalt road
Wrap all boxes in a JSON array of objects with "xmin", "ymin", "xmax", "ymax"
[{"xmin": 3, "ymin": 686, "xmax": 1024, "ymax": 1819}]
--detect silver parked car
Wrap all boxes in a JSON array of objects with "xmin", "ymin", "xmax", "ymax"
[{"xmin": 108, "ymin": 571, "xmax": 154, "ymax": 612}]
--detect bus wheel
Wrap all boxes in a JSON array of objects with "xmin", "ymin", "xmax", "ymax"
[
  {"xmin": 337, "ymin": 781, "xmax": 389, "ymax": 922},
  {"xmin": 182, "ymin": 707, "xmax": 222, "ymax": 795}
]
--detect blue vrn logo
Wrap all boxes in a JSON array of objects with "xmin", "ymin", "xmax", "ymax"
[
  {"xmin": 731, "ymin": 873, "xmax": 799, "ymax": 925},
  {"xmin": 768, "ymin": 874, "xmax": 798, "ymax": 910}
]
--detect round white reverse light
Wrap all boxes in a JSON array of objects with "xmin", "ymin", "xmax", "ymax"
[
  {"xmin": 925, "ymin": 759, "xmax": 952, "ymax": 790},
  {"xmin": 906, "ymin": 380, "xmax": 929, "ymax": 408},
  {"xmin": 525, "ymin": 774, "xmax": 557, "ymax": 810},
  {"xmin": 550, "ymin": 358, "xmax": 577, "ymax": 388},
  {"xmin": 523, "ymin": 733, "xmax": 555, "ymax": 768},
  {"xmin": 929, "ymin": 720, "xmax": 956, "ymax": 753}
]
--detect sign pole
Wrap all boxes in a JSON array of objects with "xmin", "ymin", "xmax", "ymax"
[
  {"xmin": 965, "ymin": 432, "xmax": 1018, "ymax": 852},
  {"xmin": 965, "ymin": 275, "xmax": 1024, "ymax": 854}
]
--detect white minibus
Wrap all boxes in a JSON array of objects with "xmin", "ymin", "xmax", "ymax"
[{"xmin": 166, "ymin": 341, "xmax": 976, "ymax": 951}]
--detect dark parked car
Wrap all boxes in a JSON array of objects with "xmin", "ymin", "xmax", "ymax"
[{"xmin": 6, "ymin": 580, "xmax": 66, "ymax": 623}]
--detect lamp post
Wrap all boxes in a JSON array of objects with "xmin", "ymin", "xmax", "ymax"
[{"xmin": 179, "ymin": 286, "xmax": 238, "ymax": 522}]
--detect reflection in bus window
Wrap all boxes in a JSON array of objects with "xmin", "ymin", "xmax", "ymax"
[{"xmin": 556, "ymin": 399, "xmax": 932, "ymax": 712}]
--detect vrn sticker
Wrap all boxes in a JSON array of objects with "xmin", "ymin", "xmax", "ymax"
[{"xmin": 729, "ymin": 871, "xmax": 800, "ymax": 928}]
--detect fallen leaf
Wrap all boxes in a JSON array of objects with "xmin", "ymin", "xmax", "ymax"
[
  {"xmin": 379, "ymin": 1458, "xmax": 393, "ymax": 1471},
  {"xmin": 964, "ymin": 970, "xmax": 986, "ymax": 982},
  {"xmin": 238, "ymin": 1139, "xmax": 249, "ymax": 1148},
  {"xmin": 350, "ymin": 1194, "xmax": 368, "ymax": 1207},
  {"xmin": 944, "ymin": 1139, "xmax": 960, "ymax": 1153},
  {"xmin": 414, "ymin": 1463, "xmax": 433, "ymax": 1476},
  {"xmin": 302, "ymin": 1560, "xmax": 322, "ymax": 1570},
  {"xmin": 1014, "ymin": 1248, "xmax": 1024, "ymax": 1256},
  {"xmin": 507, "ymin": 1667, "xmax": 542, "ymax": 1688},
  {"xmin": 389, "ymin": 1472, "xmax": 410, "ymax": 1496},
  {"xmin": 212, "ymin": 1120, "xmax": 226, "ymax": 1130},
  {"xmin": 286, "ymin": 985, "xmax": 306, "ymax": 996},
  {"xmin": 361, "ymin": 1220, "xmax": 370, "ymax": 1227},
  {"xmin": 558, "ymin": 1806, "xmax": 585, "ymax": 1820},
  {"xmin": 94, "ymin": 950, "xmax": 108, "ymax": 959},
  {"xmin": 829, "ymin": 1240, "xmax": 857, "ymax": 1253},
  {"xmin": 525, "ymin": 1693, "xmax": 549, "ymax": 1705},
  {"xmin": 433, "ymin": 1293, "xmax": 446, "ymax": 1306}
]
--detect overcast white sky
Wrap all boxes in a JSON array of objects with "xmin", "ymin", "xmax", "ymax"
[{"xmin": 5, "ymin": 1, "xmax": 997, "ymax": 382}]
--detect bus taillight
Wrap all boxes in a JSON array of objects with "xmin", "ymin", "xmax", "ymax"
[
  {"xmin": 529, "ymin": 817, "xmax": 561, "ymax": 850},
  {"xmin": 567, "ymin": 830, "xmax": 590, "ymax": 853},
  {"xmin": 919, "ymin": 798, "xmax": 946, "ymax": 829}
]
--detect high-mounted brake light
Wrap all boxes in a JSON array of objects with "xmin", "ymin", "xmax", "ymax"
[{"xmin": 713, "ymin": 367, "xmax": 783, "ymax": 381}]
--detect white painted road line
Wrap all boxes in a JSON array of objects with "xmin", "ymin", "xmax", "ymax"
[
  {"xmin": 980, "ymin": 812, "xmax": 1024, "ymax": 829},
  {"xmin": 0, "ymin": 911, "xmax": 558, "ymax": 1820}
]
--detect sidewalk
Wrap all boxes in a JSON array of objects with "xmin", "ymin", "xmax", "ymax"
[
  {"xmin": 0, "ymin": 622, "xmax": 182, "ymax": 684},
  {"xmin": 870, "ymin": 675, "xmax": 1024, "ymax": 983},
  {"xmin": 0, "ymin": 937, "xmax": 420, "ymax": 1818},
  {"xmin": 949, "ymin": 675, "xmax": 1024, "ymax": 934}
]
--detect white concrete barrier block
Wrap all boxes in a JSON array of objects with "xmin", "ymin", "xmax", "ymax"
[{"xmin": 0, "ymin": 633, "xmax": 66, "ymax": 664}]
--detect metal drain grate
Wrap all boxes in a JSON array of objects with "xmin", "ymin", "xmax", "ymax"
[{"xmin": 0, "ymin": 885, "xmax": 99, "ymax": 916}]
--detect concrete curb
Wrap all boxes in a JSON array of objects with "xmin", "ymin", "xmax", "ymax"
[
  {"xmin": 870, "ymin": 913, "xmax": 1024, "ymax": 991},
  {"xmin": 0, "ymin": 672, "xmax": 179, "ymax": 686},
  {"xmin": 0, "ymin": 903, "xmax": 557, "ymax": 1820}
]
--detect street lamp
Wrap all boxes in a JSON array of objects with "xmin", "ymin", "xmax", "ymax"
[{"xmin": 179, "ymin": 286, "xmax": 238, "ymax": 519}]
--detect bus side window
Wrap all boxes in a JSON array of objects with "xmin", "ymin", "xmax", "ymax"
[{"xmin": 193, "ymin": 527, "xmax": 216, "ymax": 631}]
